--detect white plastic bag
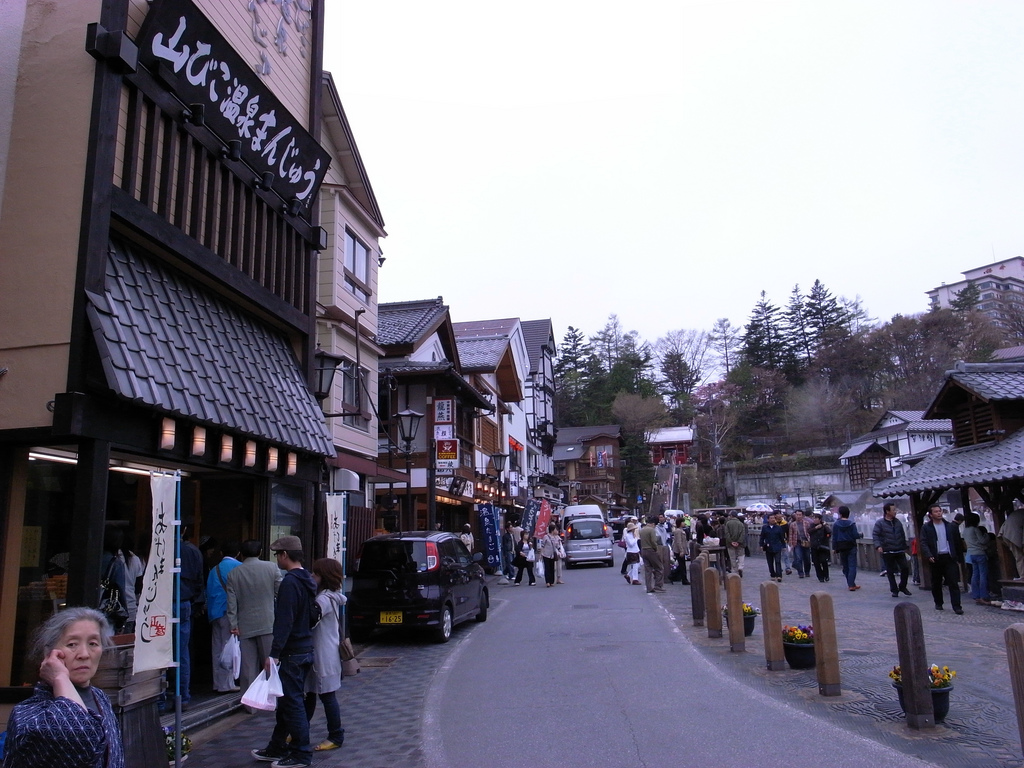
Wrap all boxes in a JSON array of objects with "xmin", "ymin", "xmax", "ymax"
[
  {"xmin": 241, "ymin": 663, "xmax": 282, "ymax": 711},
  {"xmin": 220, "ymin": 635, "xmax": 241, "ymax": 680}
]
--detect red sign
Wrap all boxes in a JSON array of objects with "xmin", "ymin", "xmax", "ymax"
[{"xmin": 436, "ymin": 440, "xmax": 458, "ymax": 461}]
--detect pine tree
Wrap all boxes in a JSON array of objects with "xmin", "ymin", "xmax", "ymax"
[
  {"xmin": 783, "ymin": 284, "xmax": 813, "ymax": 368},
  {"xmin": 950, "ymin": 281, "xmax": 982, "ymax": 313},
  {"xmin": 741, "ymin": 291, "xmax": 790, "ymax": 371},
  {"xmin": 709, "ymin": 318, "xmax": 741, "ymax": 375}
]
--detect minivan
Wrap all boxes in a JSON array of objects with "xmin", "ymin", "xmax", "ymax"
[
  {"xmin": 563, "ymin": 517, "xmax": 614, "ymax": 568},
  {"xmin": 348, "ymin": 531, "xmax": 489, "ymax": 643},
  {"xmin": 562, "ymin": 504, "xmax": 606, "ymax": 523}
]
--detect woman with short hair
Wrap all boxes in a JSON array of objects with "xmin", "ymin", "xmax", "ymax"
[
  {"xmin": 3, "ymin": 607, "xmax": 124, "ymax": 768},
  {"xmin": 304, "ymin": 558, "xmax": 347, "ymax": 752}
]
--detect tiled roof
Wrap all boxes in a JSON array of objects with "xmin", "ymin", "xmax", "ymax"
[
  {"xmin": 874, "ymin": 429, "xmax": 1024, "ymax": 497},
  {"xmin": 839, "ymin": 441, "xmax": 892, "ymax": 461},
  {"xmin": 946, "ymin": 362, "xmax": 1024, "ymax": 401},
  {"xmin": 850, "ymin": 419, "xmax": 952, "ymax": 443},
  {"xmin": 555, "ymin": 425, "xmax": 622, "ymax": 447},
  {"xmin": 379, "ymin": 360, "xmax": 492, "ymax": 410},
  {"xmin": 991, "ymin": 346, "xmax": 1024, "ymax": 362},
  {"xmin": 377, "ymin": 298, "xmax": 448, "ymax": 346},
  {"xmin": 455, "ymin": 336, "xmax": 506, "ymax": 370},
  {"xmin": 520, "ymin": 319, "xmax": 553, "ymax": 373},
  {"xmin": 87, "ymin": 239, "xmax": 333, "ymax": 455}
]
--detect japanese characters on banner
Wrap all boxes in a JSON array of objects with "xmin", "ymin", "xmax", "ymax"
[
  {"xmin": 476, "ymin": 503, "xmax": 501, "ymax": 570},
  {"xmin": 133, "ymin": 473, "xmax": 178, "ymax": 674},
  {"xmin": 522, "ymin": 499, "xmax": 539, "ymax": 543},
  {"xmin": 325, "ymin": 493, "xmax": 346, "ymax": 566},
  {"xmin": 534, "ymin": 499, "xmax": 552, "ymax": 540}
]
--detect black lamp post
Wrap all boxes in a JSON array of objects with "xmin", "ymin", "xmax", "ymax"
[
  {"xmin": 490, "ymin": 453, "xmax": 508, "ymax": 512},
  {"xmin": 396, "ymin": 409, "xmax": 424, "ymax": 531},
  {"xmin": 313, "ymin": 349, "xmax": 345, "ymax": 402},
  {"xmin": 795, "ymin": 486, "xmax": 802, "ymax": 512}
]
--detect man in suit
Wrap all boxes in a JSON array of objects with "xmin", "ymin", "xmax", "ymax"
[
  {"xmin": 920, "ymin": 505, "xmax": 965, "ymax": 614},
  {"xmin": 227, "ymin": 539, "xmax": 283, "ymax": 694}
]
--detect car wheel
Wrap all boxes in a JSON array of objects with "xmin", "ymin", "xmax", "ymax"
[
  {"xmin": 475, "ymin": 591, "xmax": 489, "ymax": 622},
  {"xmin": 606, "ymin": 558, "xmax": 614, "ymax": 567},
  {"xmin": 433, "ymin": 604, "xmax": 453, "ymax": 643}
]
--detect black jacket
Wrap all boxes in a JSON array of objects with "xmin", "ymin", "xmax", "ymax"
[
  {"xmin": 872, "ymin": 516, "xmax": 908, "ymax": 553},
  {"xmin": 270, "ymin": 567, "xmax": 317, "ymax": 658},
  {"xmin": 920, "ymin": 519, "xmax": 963, "ymax": 561}
]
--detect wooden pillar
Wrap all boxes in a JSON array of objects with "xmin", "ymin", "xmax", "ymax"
[
  {"xmin": 1004, "ymin": 623, "xmax": 1024, "ymax": 754},
  {"xmin": 726, "ymin": 573, "xmax": 744, "ymax": 652},
  {"xmin": 68, "ymin": 439, "xmax": 111, "ymax": 607},
  {"xmin": 704, "ymin": 567, "xmax": 722, "ymax": 638},
  {"xmin": 811, "ymin": 591, "xmax": 840, "ymax": 696},
  {"xmin": 689, "ymin": 559, "xmax": 705, "ymax": 626},
  {"xmin": 760, "ymin": 580, "xmax": 785, "ymax": 671},
  {"xmin": 894, "ymin": 602, "xmax": 934, "ymax": 729}
]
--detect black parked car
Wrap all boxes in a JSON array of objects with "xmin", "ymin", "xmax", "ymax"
[{"xmin": 348, "ymin": 531, "xmax": 489, "ymax": 643}]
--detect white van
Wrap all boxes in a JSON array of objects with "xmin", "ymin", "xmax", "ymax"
[{"xmin": 561, "ymin": 504, "xmax": 606, "ymax": 523}]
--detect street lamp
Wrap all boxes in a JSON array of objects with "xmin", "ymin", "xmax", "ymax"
[
  {"xmin": 490, "ymin": 453, "xmax": 508, "ymax": 510},
  {"xmin": 396, "ymin": 409, "xmax": 424, "ymax": 531},
  {"xmin": 795, "ymin": 486, "xmax": 802, "ymax": 512}
]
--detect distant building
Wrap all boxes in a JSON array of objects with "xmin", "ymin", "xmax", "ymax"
[
  {"xmin": 553, "ymin": 425, "xmax": 626, "ymax": 512},
  {"xmin": 927, "ymin": 256, "xmax": 1024, "ymax": 329},
  {"xmin": 647, "ymin": 425, "xmax": 695, "ymax": 465},
  {"xmin": 840, "ymin": 410, "xmax": 952, "ymax": 487}
]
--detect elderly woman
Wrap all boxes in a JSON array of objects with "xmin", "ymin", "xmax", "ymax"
[{"xmin": 3, "ymin": 607, "xmax": 123, "ymax": 768}]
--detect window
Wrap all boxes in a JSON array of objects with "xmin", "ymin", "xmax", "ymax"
[
  {"xmin": 341, "ymin": 359, "xmax": 369, "ymax": 432},
  {"xmin": 343, "ymin": 230, "xmax": 371, "ymax": 302}
]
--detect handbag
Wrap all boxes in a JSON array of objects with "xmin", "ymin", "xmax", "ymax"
[
  {"xmin": 339, "ymin": 637, "xmax": 360, "ymax": 676},
  {"xmin": 615, "ymin": 539, "xmax": 627, "ymax": 549},
  {"xmin": 98, "ymin": 558, "xmax": 129, "ymax": 629}
]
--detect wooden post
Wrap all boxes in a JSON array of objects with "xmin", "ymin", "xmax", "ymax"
[
  {"xmin": 726, "ymin": 573, "xmax": 745, "ymax": 652},
  {"xmin": 704, "ymin": 567, "xmax": 722, "ymax": 638},
  {"xmin": 761, "ymin": 580, "xmax": 785, "ymax": 670},
  {"xmin": 810, "ymin": 591, "xmax": 840, "ymax": 696},
  {"xmin": 894, "ymin": 602, "xmax": 934, "ymax": 729},
  {"xmin": 1004, "ymin": 624, "xmax": 1024, "ymax": 753},
  {"xmin": 690, "ymin": 559, "xmax": 705, "ymax": 626}
]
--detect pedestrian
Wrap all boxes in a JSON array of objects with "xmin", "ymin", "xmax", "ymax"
[
  {"xmin": 778, "ymin": 513, "xmax": 793, "ymax": 575},
  {"xmin": 207, "ymin": 540, "xmax": 242, "ymax": 693},
  {"xmin": 99, "ymin": 527, "xmax": 128, "ymax": 634},
  {"xmin": 787, "ymin": 510, "xmax": 813, "ymax": 579},
  {"xmin": 872, "ymin": 503, "xmax": 912, "ymax": 598},
  {"xmin": 251, "ymin": 535, "xmax": 317, "ymax": 767},
  {"xmin": 670, "ymin": 517, "xmax": 691, "ymax": 584},
  {"xmin": 539, "ymin": 523, "xmax": 565, "ymax": 587},
  {"xmin": 963, "ymin": 512, "xmax": 990, "ymax": 606},
  {"xmin": 305, "ymin": 558, "xmax": 347, "ymax": 753},
  {"xmin": 175, "ymin": 524, "xmax": 205, "ymax": 708},
  {"xmin": 460, "ymin": 524, "xmax": 474, "ymax": 553},
  {"xmin": 227, "ymin": 539, "xmax": 283, "ymax": 695},
  {"xmin": 723, "ymin": 513, "xmax": 746, "ymax": 578},
  {"xmin": 513, "ymin": 531, "xmax": 536, "ymax": 586},
  {"xmin": 553, "ymin": 520, "xmax": 566, "ymax": 584},
  {"xmin": 622, "ymin": 521, "xmax": 642, "ymax": 585},
  {"xmin": 500, "ymin": 522, "xmax": 516, "ymax": 580},
  {"xmin": 808, "ymin": 512, "xmax": 831, "ymax": 582},
  {"xmin": 997, "ymin": 507, "xmax": 1024, "ymax": 580},
  {"xmin": 920, "ymin": 505, "xmax": 965, "ymax": 615},
  {"xmin": 118, "ymin": 539, "xmax": 146, "ymax": 634},
  {"xmin": 639, "ymin": 516, "xmax": 665, "ymax": 593},
  {"xmin": 759, "ymin": 513, "xmax": 786, "ymax": 582},
  {"xmin": 2, "ymin": 607, "xmax": 124, "ymax": 768},
  {"xmin": 832, "ymin": 506, "xmax": 861, "ymax": 591}
]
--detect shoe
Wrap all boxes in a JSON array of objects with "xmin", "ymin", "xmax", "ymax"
[
  {"xmin": 632, "ymin": 580, "xmax": 641, "ymax": 585},
  {"xmin": 891, "ymin": 592, "xmax": 899, "ymax": 598},
  {"xmin": 529, "ymin": 582, "xmax": 535, "ymax": 586},
  {"xmin": 976, "ymin": 599, "xmax": 991, "ymax": 605},
  {"xmin": 546, "ymin": 584, "xmax": 552, "ymax": 588},
  {"xmin": 738, "ymin": 570, "xmax": 743, "ymax": 578},
  {"xmin": 850, "ymin": 587, "xmax": 858, "ymax": 592},
  {"xmin": 953, "ymin": 607, "xmax": 964, "ymax": 615},
  {"xmin": 252, "ymin": 748, "xmax": 288, "ymax": 762},
  {"xmin": 825, "ymin": 576, "xmax": 830, "ymax": 582},
  {"xmin": 853, "ymin": 585, "xmax": 861, "ymax": 590},
  {"xmin": 900, "ymin": 588, "xmax": 913, "ymax": 596},
  {"xmin": 785, "ymin": 569, "xmax": 792, "ymax": 575},
  {"xmin": 913, "ymin": 580, "xmax": 921, "ymax": 585},
  {"xmin": 798, "ymin": 574, "xmax": 805, "ymax": 579},
  {"xmin": 647, "ymin": 590, "xmax": 656, "ymax": 594},
  {"xmin": 624, "ymin": 574, "xmax": 631, "ymax": 584},
  {"xmin": 271, "ymin": 758, "xmax": 311, "ymax": 768},
  {"xmin": 314, "ymin": 740, "xmax": 341, "ymax": 752},
  {"xmin": 775, "ymin": 577, "xmax": 783, "ymax": 582},
  {"xmin": 879, "ymin": 571, "xmax": 887, "ymax": 577},
  {"xmin": 653, "ymin": 588, "xmax": 667, "ymax": 593},
  {"xmin": 557, "ymin": 580, "xmax": 565, "ymax": 584},
  {"xmin": 935, "ymin": 605, "xmax": 944, "ymax": 611}
]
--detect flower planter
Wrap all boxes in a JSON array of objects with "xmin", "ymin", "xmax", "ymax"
[
  {"xmin": 892, "ymin": 683, "xmax": 952, "ymax": 724},
  {"xmin": 724, "ymin": 613, "xmax": 757, "ymax": 636},
  {"xmin": 782, "ymin": 641, "xmax": 816, "ymax": 669}
]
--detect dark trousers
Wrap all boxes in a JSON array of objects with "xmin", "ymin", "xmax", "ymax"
[
  {"xmin": 812, "ymin": 548, "xmax": 831, "ymax": 581},
  {"xmin": 514, "ymin": 562, "xmax": 535, "ymax": 584},
  {"xmin": 792, "ymin": 544, "xmax": 811, "ymax": 576},
  {"xmin": 929, "ymin": 554, "xmax": 962, "ymax": 610},
  {"xmin": 543, "ymin": 557, "xmax": 556, "ymax": 586},
  {"xmin": 641, "ymin": 549, "xmax": 664, "ymax": 590},
  {"xmin": 838, "ymin": 548, "xmax": 858, "ymax": 587},
  {"xmin": 304, "ymin": 690, "xmax": 344, "ymax": 746},
  {"xmin": 765, "ymin": 549, "xmax": 782, "ymax": 578},
  {"xmin": 268, "ymin": 651, "xmax": 314, "ymax": 763},
  {"xmin": 883, "ymin": 552, "xmax": 910, "ymax": 594}
]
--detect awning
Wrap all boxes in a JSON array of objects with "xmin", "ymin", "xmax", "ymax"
[{"xmin": 87, "ymin": 238, "xmax": 333, "ymax": 456}]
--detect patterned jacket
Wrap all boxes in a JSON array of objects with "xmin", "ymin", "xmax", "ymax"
[{"xmin": 2, "ymin": 682, "xmax": 123, "ymax": 768}]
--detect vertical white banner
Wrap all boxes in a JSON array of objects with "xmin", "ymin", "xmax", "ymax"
[
  {"xmin": 326, "ymin": 492, "xmax": 347, "ymax": 565},
  {"xmin": 133, "ymin": 473, "xmax": 177, "ymax": 674}
]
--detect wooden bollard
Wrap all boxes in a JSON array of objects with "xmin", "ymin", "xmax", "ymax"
[
  {"xmin": 689, "ymin": 559, "xmax": 706, "ymax": 626},
  {"xmin": 894, "ymin": 602, "xmax": 934, "ymax": 729},
  {"xmin": 1004, "ymin": 624, "xmax": 1024, "ymax": 753},
  {"xmin": 810, "ymin": 592, "xmax": 840, "ymax": 696},
  {"xmin": 726, "ymin": 573, "xmax": 745, "ymax": 652},
  {"xmin": 704, "ymin": 567, "xmax": 722, "ymax": 638},
  {"xmin": 760, "ymin": 580, "xmax": 785, "ymax": 671}
]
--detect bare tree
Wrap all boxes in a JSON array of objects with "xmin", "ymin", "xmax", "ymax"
[{"xmin": 709, "ymin": 318, "xmax": 741, "ymax": 376}]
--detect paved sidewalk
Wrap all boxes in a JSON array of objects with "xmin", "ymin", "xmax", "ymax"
[{"xmin": 655, "ymin": 555, "xmax": 1024, "ymax": 768}]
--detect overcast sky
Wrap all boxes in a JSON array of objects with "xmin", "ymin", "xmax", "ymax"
[{"xmin": 322, "ymin": 1, "xmax": 1024, "ymax": 349}]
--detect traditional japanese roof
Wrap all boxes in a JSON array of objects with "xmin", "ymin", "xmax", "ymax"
[
  {"xmin": 857, "ymin": 411, "xmax": 952, "ymax": 441},
  {"xmin": 378, "ymin": 360, "xmax": 492, "ymax": 410},
  {"xmin": 553, "ymin": 425, "xmax": 623, "ymax": 461},
  {"xmin": 874, "ymin": 428, "xmax": 1024, "ymax": 497},
  {"xmin": 925, "ymin": 362, "xmax": 1024, "ymax": 420},
  {"xmin": 991, "ymin": 346, "xmax": 1024, "ymax": 362},
  {"xmin": 452, "ymin": 318, "xmax": 525, "ymax": 402},
  {"xmin": 87, "ymin": 239, "xmax": 333, "ymax": 455},
  {"xmin": 839, "ymin": 441, "xmax": 893, "ymax": 461},
  {"xmin": 648, "ymin": 426, "xmax": 695, "ymax": 444},
  {"xmin": 377, "ymin": 298, "xmax": 450, "ymax": 346},
  {"xmin": 521, "ymin": 319, "xmax": 554, "ymax": 374}
]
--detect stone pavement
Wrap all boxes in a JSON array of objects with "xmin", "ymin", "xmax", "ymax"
[
  {"xmin": 179, "ymin": 561, "xmax": 1024, "ymax": 768},
  {"xmin": 656, "ymin": 555, "xmax": 1024, "ymax": 768}
]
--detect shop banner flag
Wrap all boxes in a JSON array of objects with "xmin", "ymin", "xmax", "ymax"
[
  {"xmin": 133, "ymin": 473, "xmax": 177, "ymax": 674},
  {"xmin": 534, "ymin": 499, "xmax": 552, "ymax": 540},
  {"xmin": 477, "ymin": 503, "xmax": 501, "ymax": 570},
  {"xmin": 522, "ymin": 499, "xmax": 539, "ymax": 543},
  {"xmin": 326, "ymin": 493, "xmax": 346, "ymax": 565}
]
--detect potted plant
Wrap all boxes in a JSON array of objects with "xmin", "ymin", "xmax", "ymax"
[
  {"xmin": 723, "ymin": 603, "xmax": 760, "ymax": 636},
  {"xmin": 781, "ymin": 624, "xmax": 815, "ymax": 669},
  {"xmin": 164, "ymin": 727, "xmax": 192, "ymax": 765},
  {"xmin": 888, "ymin": 664, "xmax": 956, "ymax": 723}
]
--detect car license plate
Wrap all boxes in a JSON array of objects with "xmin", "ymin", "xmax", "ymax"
[
  {"xmin": 581, "ymin": 543, "xmax": 595, "ymax": 550},
  {"xmin": 380, "ymin": 611, "xmax": 403, "ymax": 624}
]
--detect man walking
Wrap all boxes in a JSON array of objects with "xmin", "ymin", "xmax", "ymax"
[
  {"xmin": 920, "ymin": 505, "xmax": 965, "ymax": 615},
  {"xmin": 252, "ymin": 536, "xmax": 317, "ymax": 767},
  {"xmin": 788, "ymin": 510, "xmax": 813, "ymax": 579},
  {"xmin": 723, "ymin": 512, "xmax": 747, "ymax": 577},
  {"xmin": 640, "ymin": 516, "xmax": 665, "ymax": 593},
  {"xmin": 832, "ymin": 506, "xmax": 861, "ymax": 591},
  {"xmin": 176, "ymin": 525, "xmax": 205, "ymax": 708},
  {"xmin": 207, "ymin": 540, "xmax": 242, "ymax": 693},
  {"xmin": 227, "ymin": 540, "xmax": 282, "ymax": 695},
  {"xmin": 872, "ymin": 503, "xmax": 912, "ymax": 598}
]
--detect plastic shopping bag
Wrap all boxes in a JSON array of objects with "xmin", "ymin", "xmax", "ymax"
[
  {"xmin": 220, "ymin": 636, "xmax": 241, "ymax": 681},
  {"xmin": 241, "ymin": 663, "xmax": 282, "ymax": 711}
]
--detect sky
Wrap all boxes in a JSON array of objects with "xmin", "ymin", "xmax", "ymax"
[{"xmin": 322, "ymin": 1, "xmax": 1024, "ymax": 349}]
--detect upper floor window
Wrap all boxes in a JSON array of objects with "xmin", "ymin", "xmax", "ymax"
[
  {"xmin": 341, "ymin": 359, "xmax": 370, "ymax": 432},
  {"xmin": 344, "ymin": 230, "xmax": 371, "ymax": 303}
]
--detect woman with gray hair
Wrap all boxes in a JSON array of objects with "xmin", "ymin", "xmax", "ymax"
[{"xmin": 2, "ymin": 607, "xmax": 124, "ymax": 768}]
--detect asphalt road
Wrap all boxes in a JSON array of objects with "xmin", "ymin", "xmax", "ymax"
[{"xmin": 422, "ymin": 556, "xmax": 937, "ymax": 768}]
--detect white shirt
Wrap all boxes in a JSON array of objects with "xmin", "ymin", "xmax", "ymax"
[{"xmin": 934, "ymin": 520, "xmax": 950, "ymax": 554}]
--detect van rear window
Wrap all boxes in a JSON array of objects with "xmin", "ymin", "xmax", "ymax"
[
  {"xmin": 568, "ymin": 520, "xmax": 605, "ymax": 540},
  {"xmin": 359, "ymin": 541, "xmax": 428, "ymax": 573}
]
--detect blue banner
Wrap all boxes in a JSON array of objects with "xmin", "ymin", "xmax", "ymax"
[
  {"xmin": 522, "ymin": 499, "xmax": 540, "ymax": 544},
  {"xmin": 477, "ymin": 503, "xmax": 501, "ymax": 570}
]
